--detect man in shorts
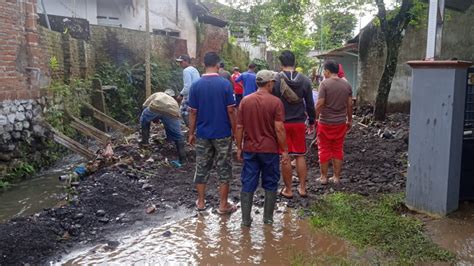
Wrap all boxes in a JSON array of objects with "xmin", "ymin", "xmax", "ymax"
[
  {"xmin": 316, "ymin": 60, "xmax": 352, "ymax": 184},
  {"xmin": 273, "ymin": 50, "xmax": 316, "ymax": 198},
  {"xmin": 236, "ymin": 70, "xmax": 289, "ymax": 226},
  {"xmin": 176, "ymin": 54, "xmax": 200, "ymax": 127},
  {"xmin": 188, "ymin": 52, "xmax": 237, "ymax": 214}
]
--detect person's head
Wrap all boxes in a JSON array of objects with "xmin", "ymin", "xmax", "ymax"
[
  {"xmin": 323, "ymin": 60, "xmax": 339, "ymax": 79},
  {"xmin": 256, "ymin": 70, "xmax": 277, "ymax": 93},
  {"xmin": 164, "ymin": 89, "xmax": 178, "ymax": 101},
  {"xmin": 219, "ymin": 62, "xmax": 225, "ymax": 70},
  {"xmin": 203, "ymin": 52, "xmax": 221, "ymax": 71},
  {"xmin": 279, "ymin": 50, "xmax": 296, "ymax": 68},
  {"xmin": 176, "ymin": 55, "xmax": 191, "ymax": 68},
  {"xmin": 233, "ymin": 67, "xmax": 240, "ymax": 73},
  {"xmin": 248, "ymin": 63, "xmax": 256, "ymax": 71}
]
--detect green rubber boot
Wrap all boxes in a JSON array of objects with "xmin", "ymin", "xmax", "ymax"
[
  {"xmin": 263, "ymin": 190, "xmax": 277, "ymax": 225},
  {"xmin": 240, "ymin": 192, "xmax": 254, "ymax": 227}
]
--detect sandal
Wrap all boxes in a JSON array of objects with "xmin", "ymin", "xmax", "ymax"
[
  {"xmin": 297, "ymin": 187, "xmax": 308, "ymax": 198},
  {"xmin": 217, "ymin": 203, "xmax": 237, "ymax": 215},
  {"xmin": 279, "ymin": 187, "xmax": 293, "ymax": 199},
  {"xmin": 195, "ymin": 200, "xmax": 207, "ymax": 212}
]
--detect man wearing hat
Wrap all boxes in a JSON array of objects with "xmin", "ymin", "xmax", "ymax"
[
  {"xmin": 235, "ymin": 70, "xmax": 289, "ymax": 226},
  {"xmin": 140, "ymin": 89, "xmax": 186, "ymax": 165},
  {"xmin": 176, "ymin": 55, "xmax": 200, "ymax": 127}
]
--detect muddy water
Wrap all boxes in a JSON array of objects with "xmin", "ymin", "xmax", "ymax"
[
  {"xmin": 425, "ymin": 203, "xmax": 474, "ymax": 265},
  {"xmin": 62, "ymin": 206, "xmax": 349, "ymax": 265},
  {"xmin": 0, "ymin": 155, "xmax": 82, "ymax": 223}
]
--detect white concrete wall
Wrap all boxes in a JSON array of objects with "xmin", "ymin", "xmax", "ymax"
[
  {"xmin": 236, "ymin": 40, "xmax": 266, "ymax": 60},
  {"xmin": 96, "ymin": 0, "xmax": 197, "ymax": 57},
  {"xmin": 37, "ymin": 0, "xmax": 97, "ymax": 24}
]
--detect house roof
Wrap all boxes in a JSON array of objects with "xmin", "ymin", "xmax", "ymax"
[
  {"xmin": 186, "ymin": 0, "xmax": 228, "ymax": 27},
  {"xmin": 313, "ymin": 43, "xmax": 359, "ymax": 58}
]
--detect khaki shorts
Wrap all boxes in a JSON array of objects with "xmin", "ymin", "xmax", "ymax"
[{"xmin": 194, "ymin": 137, "xmax": 233, "ymax": 184}]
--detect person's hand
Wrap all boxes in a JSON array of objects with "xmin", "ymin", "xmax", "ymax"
[
  {"xmin": 281, "ymin": 151, "xmax": 290, "ymax": 165},
  {"xmin": 177, "ymin": 95, "xmax": 183, "ymax": 104},
  {"xmin": 346, "ymin": 121, "xmax": 352, "ymax": 133},
  {"xmin": 306, "ymin": 124, "xmax": 315, "ymax": 135},
  {"xmin": 188, "ymin": 134, "xmax": 196, "ymax": 146},
  {"xmin": 236, "ymin": 148, "xmax": 243, "ymax": 162}
]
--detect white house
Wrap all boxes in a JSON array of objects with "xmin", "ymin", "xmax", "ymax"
[{"xmin": 37, "ymin": 0, "xmax": 227, "ymax": 57}]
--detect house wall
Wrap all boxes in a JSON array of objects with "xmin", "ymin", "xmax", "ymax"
[
  {"xmin": 37, "ymin": 0, "xmax": 98, "ymax": 24},
  {"xmin": 236, "ymin": 40, "xmax": 266, "ymax": 60},
  {"xmin": 96, "ymin": 0, "xmax": 197, "ymax": 57},
  {"xmin": 357, "ymin": 5, "xmax": 474, "ymax": 112}
]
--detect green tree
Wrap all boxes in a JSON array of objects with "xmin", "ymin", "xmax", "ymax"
[
  {"xmin": 373, "ymin": 0, "xmax": 426, "ymax": 120},
  {"xmin": 312, "ymin": 10, "xmax": 357, "ymax": 50}
]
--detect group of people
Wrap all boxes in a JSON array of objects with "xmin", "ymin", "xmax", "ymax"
[{"xmin": 139, "ymin": 50, "xmax": 352, "ymax": 227}]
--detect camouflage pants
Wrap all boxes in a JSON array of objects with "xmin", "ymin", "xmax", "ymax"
[{"xmin": 194, "ymin": 137, "xmax": 233, "ymax": 184}]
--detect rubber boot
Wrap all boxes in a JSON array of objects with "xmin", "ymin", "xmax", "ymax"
[
  {"xmin": 263, "ymin": 190, "xmax": 277, "ymax": 225},
  {"xmin": 175, "ymin": 140, "xmax": 186, "ymax": 164},
  {"xmin": 240, "ymin": 192, "xmax": 254, "ymax": 227},
  {"xmin": 140, "ymin": 128, "xmax": 150, "ymax": 145}
]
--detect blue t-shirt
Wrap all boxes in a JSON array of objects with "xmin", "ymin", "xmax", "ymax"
[
  {"xmin": 235, "ymin": 71, "xmax": 257, "ymax": 96},
  {"xmin": 188, "ymin": 74, "xmax": 236, "ymax": 139}
]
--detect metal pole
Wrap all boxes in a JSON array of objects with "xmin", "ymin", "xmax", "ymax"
[
  {"xmin": 40, "ymin": 0, "xmax": 51, "ymax": 30},
  {"xmin": 425, "ymin": 0, "xmax": 445, "ymax": 60},
  {"xmin": 145, "ymin": 0, "xmax": 152, "ymax": 98}
]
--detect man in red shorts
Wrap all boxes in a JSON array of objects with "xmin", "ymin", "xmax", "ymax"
[
  {"xmin": 316, "ymin": 60, "xmax": 352, "ymax": 184},
  {"xmin": 273, "ymin": 50, "xmax": 316, "ymax": 198}
]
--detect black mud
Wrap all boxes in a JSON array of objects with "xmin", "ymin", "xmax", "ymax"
[{"xmin": 0, "ymin": 113, "xmax": 409, "ymax": 265}]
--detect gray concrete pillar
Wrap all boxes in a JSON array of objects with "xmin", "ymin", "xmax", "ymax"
[{"xmin": 406, "ymin": 60, "xmax": 471, "ymax": 216}]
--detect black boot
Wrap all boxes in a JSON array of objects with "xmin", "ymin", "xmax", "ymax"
[
  {"xmin": 140, "ymin": 128, "xmax": 150, "ymax": 144},
  {"xmin": 263, "ymin": 190, "xmax": 277, "ymax": 225},
  {"xmin": 240, "ymin": 192, "xmax": 254, "ymax": 227},
  {"xmin": 175, "ymin": 140, "xmax": 186, "ymax": 164}
]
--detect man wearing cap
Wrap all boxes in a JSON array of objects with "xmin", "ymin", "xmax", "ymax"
[
  {"xmin": 176, "ymin": 55, "xmax": 200, "ymax": 127},
  {"xmin": 140, "ymin": 89, "xmax": 186, "ymax": 165},
  {"xmin": 236, "ymin": 70, "xmax": 289, "ymax": 226},
  {"xmin": 231, "ymin": 67, "xmax": 244, "ymax": 107}
]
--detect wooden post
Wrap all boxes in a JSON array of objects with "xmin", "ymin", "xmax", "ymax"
[
  {"xmin": 66, "ymin": 110, "xmax": 111, "ymax": 145},
  {"xmin": 82, "ymin": 103, "xmax": 133, "ymax": 134},
  {"xmin": 91, "ymin": 78, "xmax": 107, "ymax": 131},
  {"xmin": 45, "ymin": 123, "xmax": 95, "ymax": 160}
]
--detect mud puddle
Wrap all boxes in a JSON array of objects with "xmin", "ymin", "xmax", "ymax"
[
  {"xmin": 425, "ymin": 203, "xmax": 474, "ymax": 265},
  {"xmin": 60, "ymin": 205, "xmax": 349, "ymax": 265}
]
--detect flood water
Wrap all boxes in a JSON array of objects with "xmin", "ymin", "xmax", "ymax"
[
  {"xmin": 0, "ymin": 155, "xmax": 82, "ymax": 223},
  {"xmin": 61, "ymin": 205, "xmax": 349, "ymax": 265},
  {"xmin": 425, "ymin": 203, "xmax": 474, "ymax": 265}
]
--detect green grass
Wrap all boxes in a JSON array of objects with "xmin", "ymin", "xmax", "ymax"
[{"xmin": 309, "ymin": 193, "xmax": 455, "ymax": 264}]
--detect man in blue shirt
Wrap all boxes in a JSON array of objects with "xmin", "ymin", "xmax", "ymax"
[
  {"xmin": 188, "ymin": 52, "xmax": 237, "ymax": 214},
  {"xmin": 235, "ymin": 63, "xmax": 257, "ymax": 96},
  {"xmin": 176, "ymin": 54, "xmax": 200, "ymax": 127}
]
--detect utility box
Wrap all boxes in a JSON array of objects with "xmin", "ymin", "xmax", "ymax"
[{"xmin": 406, "ymin": 61, "xmax": 471, "ymax": 216}]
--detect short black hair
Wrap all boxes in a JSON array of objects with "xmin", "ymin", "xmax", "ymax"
[
  {"xmin": 256, "ymin": 80, "xmax": 270, "ymax": 87},
  {"xmin": 248, "ymin": 63, "xmax": 256, "ymax": 69},
  {"xmin": 219, "ymin": 62, "xmax": 225, "ymax": 68},
  {"xmin": 279, "ymin": 50, "xmax": 295, "ymax": 67},
  {"xmin": 204, "ymin": 52, "xmax": 221, "ymax": 67},
  {"xmin": 323, "ymin": 60, "xmax": 339, "ymax": 74}
]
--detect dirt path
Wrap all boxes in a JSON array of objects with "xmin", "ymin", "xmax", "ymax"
[{"xmin": 0, "ymin": 113, "xmax": 409, "ymax": 264}]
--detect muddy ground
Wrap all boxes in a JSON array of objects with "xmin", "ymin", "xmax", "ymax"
[{"xmin": 0, "ymin": 112, "xmax": 409, "ymax": 265}]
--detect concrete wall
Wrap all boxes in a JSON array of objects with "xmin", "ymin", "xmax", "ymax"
[
  {"xmin": 96, "ymin": 0, "xmax": 197, "ymax": 57},
  {"xmin": 357, "ymin": 6, "xmax": 474, "ymax": 112},
  {"xmin": 37, "ymin": 0, "xmax": 98, "ymax": 24},
  {"xmin": 236, "ymin": 39, "xmax": 267, "ymax": 60}
]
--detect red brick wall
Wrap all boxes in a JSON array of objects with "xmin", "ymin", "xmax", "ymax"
[{"xmin": 0, "ymin": 0, "xmax": 44, "ymax": 101}]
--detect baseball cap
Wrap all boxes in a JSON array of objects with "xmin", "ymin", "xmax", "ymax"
[
  {"xmin": 233, "ymin": 67, "xmax": 239, "ymax": 71},
  {"xmin": 175, "ymin": 55, "xmax": 191, "ymax": 62},
  {"xmin": 164, "ymin": 89, "xmax": 176, "ymax": 97},
  {"xmin": 256, "ymin": 70, "xmax": 277, "ymax": 83}
]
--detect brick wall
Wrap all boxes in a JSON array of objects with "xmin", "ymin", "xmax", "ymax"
[{"xmin": 0, "ymin": 0, "xmax": 45, "ymax": 101}]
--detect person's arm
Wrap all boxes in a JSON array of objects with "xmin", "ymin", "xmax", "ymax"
[
  {"xmin": 275, "ymin": 120, "xmax": 289, "ymax": 164},
  {"xmin": 188, "ymin": 108, "xmax": 197, "ymax": 146},
  {"xmin": 142, "ymin": 94, "xmax": 154, "ymax": 107},
  {"xmin": 304, "ymin": 83, "xmax": 316, "ymax": 125},
  {"xmin": 227, "ymin": 106, "xmax": 236, "ymax": 138},
  {"xmin": 316, "ymin": 98, "xmax": 325, "ymax": 122},
  {"xmin": 235, "ymin": 124, "xmax": 244, "ymax": 161},
  {"xmin": 180, "ymin": 69, "xmax": 192, "ymax": 97},
  {"xmin": 235, "ymin": 73, "xmax": 243, "ymax": 83}
]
